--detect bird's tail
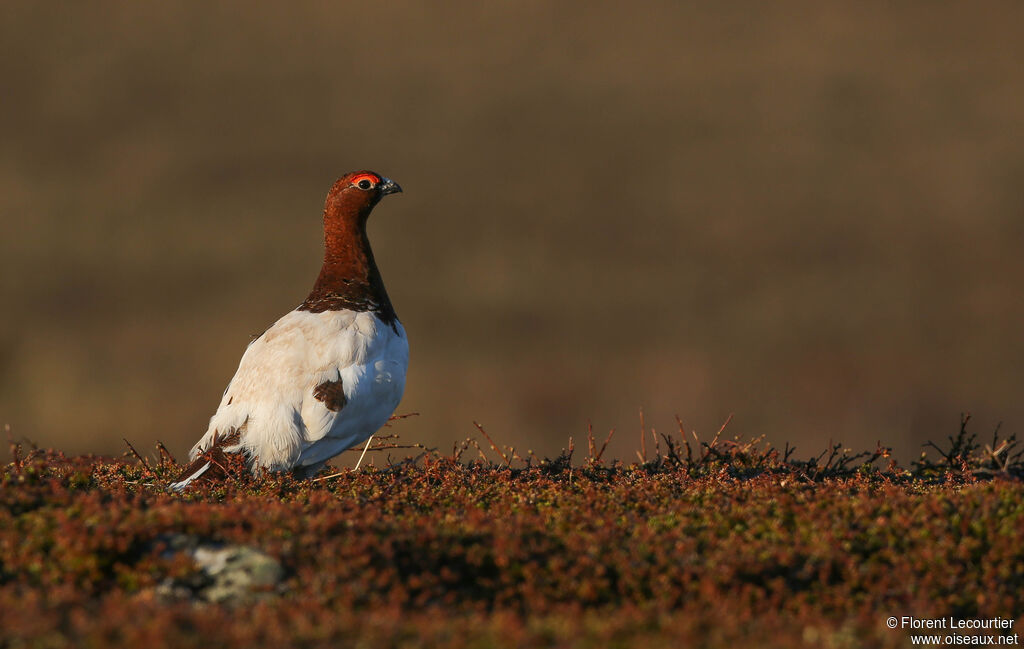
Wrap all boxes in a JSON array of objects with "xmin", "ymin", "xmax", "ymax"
[{"xmin": 168, "ymin": 427, "xmax": 245, "ymax": 492}]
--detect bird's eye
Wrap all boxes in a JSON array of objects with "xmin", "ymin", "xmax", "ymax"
[{"xmin": 350, "ymin": 173, "xmax": 381, "ymax": 191}]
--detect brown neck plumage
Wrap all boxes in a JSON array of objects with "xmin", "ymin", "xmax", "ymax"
[{"xmin": 298, "ymin": 187, "xmax": 397, "ymax": 325}]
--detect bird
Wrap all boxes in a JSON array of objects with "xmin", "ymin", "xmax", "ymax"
[{"xmin": 170, "ymin": 171, "xmax": 408, "ymax": 489}]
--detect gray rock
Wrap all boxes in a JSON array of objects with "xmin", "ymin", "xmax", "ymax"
[
  {"xmin": 154, "ymin": 534, "xmax": 285, "ymax": 604},
  {"xmin": 193, "ymin": 544, "xmax": 285, "ymax": 603}
]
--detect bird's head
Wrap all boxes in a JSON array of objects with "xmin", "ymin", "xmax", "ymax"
[{"xmin": 324, "ymin": 170, "xmax": 402, "ymax": 221}]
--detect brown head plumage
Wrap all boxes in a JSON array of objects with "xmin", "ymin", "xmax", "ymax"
[
  {"xmin": 300, "ymin": 171, "xmax": 402, "ymax": 326},
  {"xmin": 323, "ymin": 170, "xmax": 402, "ymax": 223}
]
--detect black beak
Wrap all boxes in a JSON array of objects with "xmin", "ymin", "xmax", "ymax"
[{"xmin": 379, "ymin": 178, "xmax": 402, "ymax": 196}]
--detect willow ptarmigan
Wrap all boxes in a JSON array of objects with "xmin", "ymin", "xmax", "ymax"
[{"xmin": 170, "ymin": 171, "xmax": 408, "ymax": 489}]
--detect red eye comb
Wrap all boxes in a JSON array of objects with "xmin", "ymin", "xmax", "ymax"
[{"xmin": 350, "ymin": 173, "xmax": 380, "ymax": 186}]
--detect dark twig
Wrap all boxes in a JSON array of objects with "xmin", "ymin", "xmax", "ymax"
[
  {"xmin": 123, "ymin": 438, "xmax": 154, "ymax": 476},
  {"xmin": 156, "ymin": 441, "xmax": 177, "ymax": 468},
  {"xmin": 698, "ymin": 414, "xmax": 732, "ymax": 465},
  {"xmin": 675, "ymin": 416, "xmax": 694, "ymax": 466},
  {"xmin": 474, "ymin": 421, "xmax": 510, "ymax": 466},
  {"xmin": 661, "ymin": 432, "xmax": 684, "ymax": 467},
  {"xmin": 385, "ymin": 411, "xmax": 420, "ymax": 424},
  {"xmin": 595, "ymin": 428, "xmax": 615, "ymax": 463}
]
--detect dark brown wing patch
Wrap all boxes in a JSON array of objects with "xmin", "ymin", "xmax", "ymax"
[{"xmin": 313, "ymin": 377, "xmax": 347, "ymax": 412}]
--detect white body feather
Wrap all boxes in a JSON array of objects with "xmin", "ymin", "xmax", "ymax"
[{"xmin": 187, "ymin": 308, "xmax": 408, "ymax": 472}]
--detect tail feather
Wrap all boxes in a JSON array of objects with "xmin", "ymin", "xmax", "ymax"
[
  {"xmin": 168, "ymin": 460, "xmax": 213, "ymax": 492},
  {"xmin": 168, "ymin": 427, "xmax": 244, "ymax": 492}
]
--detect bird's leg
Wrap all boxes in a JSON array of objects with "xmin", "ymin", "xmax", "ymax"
[{"xmin": 354, "ymin": 435, "xmax": 374, "ymax": 471}]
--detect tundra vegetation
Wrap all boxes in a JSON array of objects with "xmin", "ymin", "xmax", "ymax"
[{"xmin": 2, "ymin": 416, "xmax": 1022, "ymax": 648}]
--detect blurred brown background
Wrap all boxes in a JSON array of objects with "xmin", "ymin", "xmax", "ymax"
[{"xmin": 2, "ymin": 2, "xmax": 1022, "ymax": 464}]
